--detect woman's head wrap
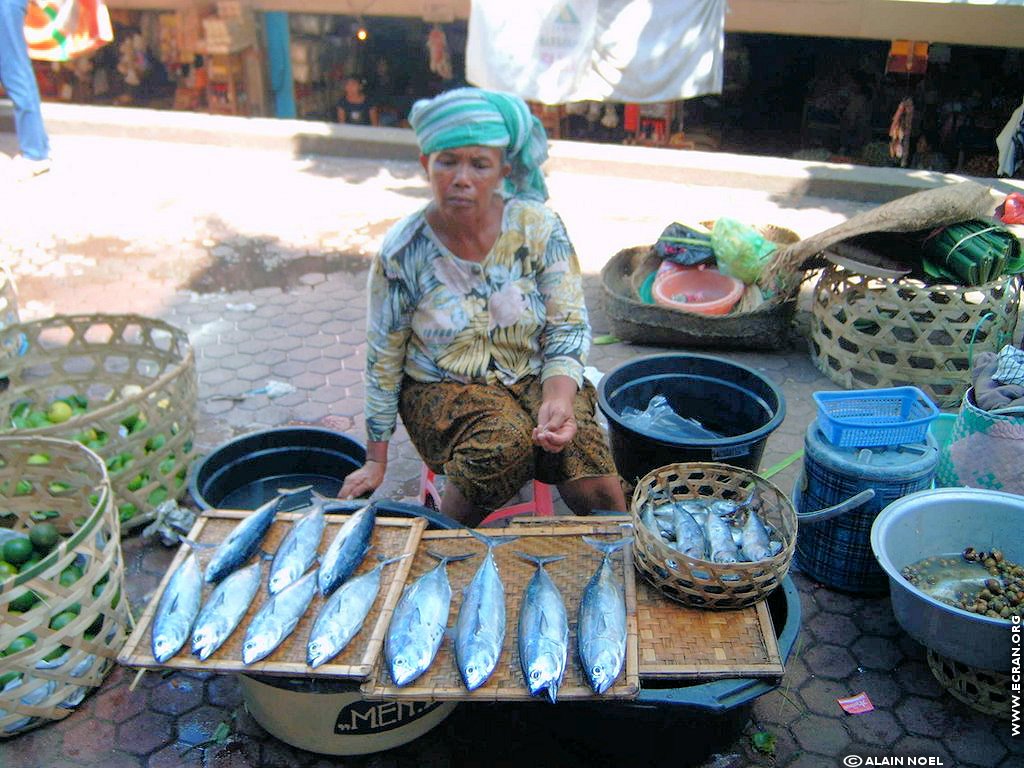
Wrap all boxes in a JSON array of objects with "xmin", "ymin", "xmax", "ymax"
[{"xmin": 409, "ymin": 87, "xmax": 550, "ymax": 201}]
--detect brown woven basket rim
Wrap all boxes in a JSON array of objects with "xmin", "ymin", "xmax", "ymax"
[{"xmin": 0, "ymin": 313, "xmax": 195, "ymax": 435}]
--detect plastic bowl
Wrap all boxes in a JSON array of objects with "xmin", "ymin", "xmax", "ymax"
[{"xmin": 652, "ymin": 267, "xmax": 744, "ymax": 315}]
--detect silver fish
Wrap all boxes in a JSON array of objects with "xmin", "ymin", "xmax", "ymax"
[
  {"xmin": 739, "ymin": 507, "xmax": 776, "ymax": 562},
  {"xmin": 269, "ymin": 491, "xmax": 329, "ymax": 595},
  {"xmin": 205, "ymin": 486, "xmax": 311, "ymax": 583},
  {"xmin": 151, "ymin": 550, "xmax": 203, "ymax": 663},
  {"xmin": 191, "ymin": 561, "xmax": 263, "ymax": 661},
  {"xmin": 306, "ymin": 553, "xmax": 410, "ymax": 669},
  {"xmin": 670, "ymin": 505, "xmax": 707, "ymax": 560},
  {"xmin": 517, "ymin": 552, "xmax": 569, "ymax": 703},
  {"xmin": 454, "ymin": 530, "xmax": 518, "ymax": 691},
  {"xmin": 578, "ymin": 536, "xmax": 631, "ymax": 695},
  {"xmin": 704, "ymin": 509, "xmax": 741, "ymax": 564},
  {"xmin": 317, "ymin": 502, "xmax": 377, "ymax": 597},
  {"xmin": 241, "ymin": 569, "xmax": 318, "ymax": 665},
  {"xmin": 386, "ymin": 550, "xmax": 474, "ymax": 687}
]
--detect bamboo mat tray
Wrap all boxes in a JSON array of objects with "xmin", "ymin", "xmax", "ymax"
[
  {"xmin": 361, "ymin": 521, "xmax": 641, "ymax": 702},
  {"xmin": 118, "ymin": 510, "xmax": 425, "ymax": 679},
  {"xmin": 504, "ymin": 515, "xmax": 784, "ymax": 681}
]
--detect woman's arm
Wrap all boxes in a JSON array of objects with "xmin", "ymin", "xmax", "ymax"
[
  {"xmin": 536, "ymin": 211, "xmax": 590, "ymax": 387},
  {"xmin": 533, "ymin": 375, "xmax": 578, "ymax": 453}
]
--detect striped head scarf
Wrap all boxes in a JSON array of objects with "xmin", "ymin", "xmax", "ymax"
[{"xmin": 409, "ymin": 87, "xmax": 550, "ymax": 201}]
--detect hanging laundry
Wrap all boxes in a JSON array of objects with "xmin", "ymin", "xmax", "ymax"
[
  {"xmin": 996, "ymin": 97, "xmax": 1024, "ymax": 178},
  {"xmin": 466, "ymin": 0, "xmax": 726, "ymax": 104},
  {"xmin": 889, "ymin": 97, "xmax": 914, "ymax": 167}
]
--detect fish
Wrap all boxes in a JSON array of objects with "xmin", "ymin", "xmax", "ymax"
[
  {"xmin": 268, "ymin": 491, "xmax": 329, "ymax": 595},
  {"xmin": 317, "ymin": 501, "xmax": 377, "ymax": 597},
  {"xmin": 739, "ymin": 507, "xmax": 777, "ymax": 562},
  {"xmin": 517, "ymin": 552, "xmax": 569, "ymax": 703},
  {"xmin": 578, "ymin": 536, "xmax": 631, "ymax": 695},
  {"xmin": 241, "ymin": 569, "xmax": 319, "ymax": 665},
  {"xmin": 191, "ymin": 560, "xmax": 264, "ymax": 661},
  {"xmin": 151, "ymin": 548, "xmax": 203, "ymax": 663},
  {"xmin": 454, "ymin": 530, "xmax": 519, "ymax": 691},
  {"xmin": 306, "ymin": 553, "xmax": 410, "ymax": 669},
  {"xmin": 670, "ymin": 504, "xmax": 707, "ymax": 560},
  {"xmin": 704, "ymin": 508, "xmax": 741, "ymax": 564},
  {"xmin": 205, "ymin": 486, "xmax": 311, "ymax": 583},
  {"xmin": 385, "ymin": 550, "xmax": 475, "ymax": 687}
]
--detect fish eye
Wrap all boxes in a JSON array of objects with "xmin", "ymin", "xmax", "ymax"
[{"xmin": 530, "ymin": 670, "xmax": 541, "ymax": 681}]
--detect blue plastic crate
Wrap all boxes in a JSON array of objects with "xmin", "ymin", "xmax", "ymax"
[{"xmin": 812, "ymin": 387, "xmax": 940, "ymax": 448}]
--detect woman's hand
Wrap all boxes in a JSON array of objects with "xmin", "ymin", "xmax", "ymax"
[
  {"xmin": 339, "ymin": 460, "xmax": 386, "ymax": 500},
  {"xmin": 533, "ymin": 376, "xmax": 579, "ymax": 453}
]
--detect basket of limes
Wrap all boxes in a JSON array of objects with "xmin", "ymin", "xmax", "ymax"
[
  {"xmin": 0, "ymin": 436, "xmax": 130, "ymax": 737},
  {"xmin": 0, "ymin": 314, "xmax": 198, "ymax": 534}
]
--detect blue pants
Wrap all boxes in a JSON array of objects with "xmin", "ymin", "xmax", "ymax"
[{"xmin": 0, "ymin": 0, "xmax": 49, "ymax": 160}]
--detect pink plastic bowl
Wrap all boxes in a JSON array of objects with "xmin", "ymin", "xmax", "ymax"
[{"xmin": 652, "ymin": 266, "xmax": 745, "ymax": 315}]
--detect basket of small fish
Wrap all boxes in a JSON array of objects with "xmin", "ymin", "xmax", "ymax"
[{"xmin": 631, "ymin": 462, "xmax": 797, "ymax": 610}]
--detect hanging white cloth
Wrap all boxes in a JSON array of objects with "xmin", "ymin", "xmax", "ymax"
[
  {"xmin": 466, "ymin": 0, "xmax": 726, "ymax": 104},
  {"xmin": 995, "ymin": 97, "xmax": 1024, "ymax": 177}
]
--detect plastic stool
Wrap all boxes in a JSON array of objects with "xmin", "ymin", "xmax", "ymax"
[{"xmin": 419, "ymin": 465, "xmax": 555, "ymax": 526}]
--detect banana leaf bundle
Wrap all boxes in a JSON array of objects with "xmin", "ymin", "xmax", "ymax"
[{"xmin": 921, "ymin": 219, "xmax": 1024, "ymax": 286}]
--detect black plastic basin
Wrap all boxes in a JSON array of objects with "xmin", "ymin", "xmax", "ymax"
[
  {"xmin": 597, "ymin": 353, "xmax": 786, "ymax": 486},
  {"xmin": 188, "ymin": 427, "xmax": 366, "ymax": 512}
]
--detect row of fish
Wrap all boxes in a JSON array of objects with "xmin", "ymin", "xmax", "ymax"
[
  {"xmin": 385, "ymin": 531, "xmax": 632, "ymax": 702},
  {"xmin": 638, "ymin": 492, "xmax": 783, "ymax": 565},
  {"xmin": 152, "ymin": 487, "xmax": 384, "ymax": 667}
]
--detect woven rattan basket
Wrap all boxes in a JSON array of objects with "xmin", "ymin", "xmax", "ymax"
[
  {"xmin": 0, "ymin": 314, "xmax": 198, "ymax": 533},
  {"xmin": 630, "ymin": 463, "xmax": 797, "ymax": 610},
  {"xmin": 0, "ymin": 264, "xmax": 18, "ymax": 331},
  {"xmin": 0, "ymin": 436, "xmax": 130, "ymax": 737},
  {"xmin": 926, "ymin": 648, "xmax": 1011, "ymax": 719},
  {"xmin": 810, "ymin": 266, "xmax": 1022, "ymax": 409}
]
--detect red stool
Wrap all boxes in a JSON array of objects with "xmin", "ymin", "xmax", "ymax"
[{"xmin": 419, "ymin": 465, "xmax": 555, "ymax": 526}]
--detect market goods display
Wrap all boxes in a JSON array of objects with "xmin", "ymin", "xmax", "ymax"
[
  {"xmin": 516, "ymin": 551, "xmax": 570, "ymax": 703},
  {"xmin": 901, "ymin": 547, "xmax": 1022, "ymax": 621},
  {"xmin": 576, "ymin": 537, "xmax": 630, "ymax": 695},
  {"xmin": 0, "ymin": 314, "xmax": 198, "ymax": 533},
  {"xmin": 810, "ymin": 266, "xmax": 1022, "ymax": 408},
  {"xmin": 0, "ymin": 436, "xmax": 129, "ymax": 737},
  {"xmin": 0, "ymin": 263, "xmax": 19, "ymax": 331},
  {"xmin": 631, "ymin": 463, "xmax": 796, "ymax": 610},
  {"xmin": 927, "ymin": 648, "xmax": 1012, "ymax": 720}
]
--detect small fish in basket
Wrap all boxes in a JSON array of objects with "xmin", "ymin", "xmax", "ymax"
[
  {"xmin": 577, "ymin": 536, "xmax": 632, "ymax": 695},
  {"xmin": 669, "ymin": 502, "xmax": 707, "ymax": 560},
  {"xmin": 386, "ymin": 551, "xmax": 475, "ymax": 687},
  {"xmin": 517, "ymin": 552, "xmax": 569, "ymax": 703}
]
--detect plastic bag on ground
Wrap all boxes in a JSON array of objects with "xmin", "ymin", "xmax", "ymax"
[{"xmin": 711, "ymin": 218, "xmax": 778, "ymax": 285}]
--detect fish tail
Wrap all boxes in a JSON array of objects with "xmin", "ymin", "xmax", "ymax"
[
  {"xmin": 378, "ymin": 553, "xmax": 412, "ymax": 568},
  {"xmin": 309, "ymin": 489, "xmax": 333, "ymax": 504},
  {"xmin": 465, "ymin": 529, "xmax": 520, "ymax": 550},
  {"xmin": 180, "ymin": 536, "xmax": 213, "ymax": 551},
  {"xmin": 426, "ymin": 550, "xmax": 475, "ymax": 565},
  {"xmin": 515, "ymin": 551, "xmax": 567, "ymax": 568},
  {"xmin": 546, "ymin": 684, "xmax": 559, "ymax": 704},
  {"xmin": 582, "ymin": 535, "xmax": 633, "ymax": 557}
]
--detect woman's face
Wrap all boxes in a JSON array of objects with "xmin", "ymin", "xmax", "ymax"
[{"xmin": 421, "ymin": 146, "xmax": 509, "ymax": 217}]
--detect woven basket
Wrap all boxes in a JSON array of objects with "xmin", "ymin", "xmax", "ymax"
[
  {"xmin": 630, "ymin": 462, "xmax": 797, "ymax": 610},
  {"xmin": 0, "ymin": 436, "xmax": 130, "ymax": 737},
  {"xmin": 926, "ymin": 648, "xmax": 1011, "ymax": 719},
  {"xmin": 0, "ymin": 314, "xmax": 198, "ymax": 533},
  {"xmin": 0, "ymin": 264, "xmax": 18, "ymax": 331},
  {"xmin": 809, "ymin": 266, "xmax": 1022, "ymax": 409}
]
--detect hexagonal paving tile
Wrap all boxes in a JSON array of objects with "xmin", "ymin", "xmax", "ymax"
[
  {"xmin": 206, "ymin": 676, "xmax": 242, "ymax": 709},
  {"xmin": 944, "ymin": 723, "xmax": 1008, "ymax": 766},
  {"xmin": 890, "ymin": 735, "xmax": 953, "ymax": 765},
  {"xmin": 61, "ymin": 718, "xmax": 116, "ymax": 762},
  {"xmin": 853, "ymin": 598, "xmax": 902, "ymax": 638},
  {"xmin": 804, "ymin": 643, "xmax": 859, "ymax": 679},
  {"xmin": 93, "ymin": 682, "xmax": 147, "ymax": 723},
  {"xmin": 149, "ymin": 675, "xmax": 204, "ymax": 716},
  {"xmin": 807, "ymin": 613, "xmax": 859, "ymax": 646},
  {"xmin": 851, "ymin": 636, "xmax": 905, "ymax": 671},
  {"xmin": 842, "ymin": 709, "xmax": 904, "ymax": 747},
  {"xmin": 116, "ymin": 710, "xmax": 174, "ymax": 756},
  {"xmin": 0, "ymin": 720, "xmax": 64, "ymax": 768},
  {"xmin": 797, "ymin": 677, "xmax": 851, "ymax": 717},
  {"xmin": 791, "ymin": 714, "xmax": 851, "ymax": 755},
  {"xmin": 846, "ymin": 670, "xmax": 904, "ymax": 709},
  {"xmin": 813, "ymin": 587, "xmax": 862, "ymax": 616},
  {"xmin": 749, "ymin": 688, "xmax": 805, "ymax": 728},
  {"xmin": 895, "ymin": 695, "xmax": 955, "ymax": 738},
  {"xmin": 148, "ymin": 743, "xmax": 204, "ymax": 768},
  {"xmin": 286, "ymin": 347, "xmax": 323, "ymax": 364}
]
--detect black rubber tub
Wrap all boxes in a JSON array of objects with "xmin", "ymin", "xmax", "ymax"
[
  {"xmin": 597, "ymin": 353, "xmax": 786, "ymax": 486},
  {"xmin": 188, "ymin": 427, "xmax": 367, "ymax": 512}
]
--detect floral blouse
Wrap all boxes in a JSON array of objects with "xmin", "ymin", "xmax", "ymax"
[{"xmin": 364, "ymin": 197, "xmax": 590, "ymax": 442}]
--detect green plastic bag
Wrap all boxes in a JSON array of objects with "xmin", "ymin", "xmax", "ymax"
[{"xmin": 711, "ymin": 218, "xmax": 778, "ymax": 285}]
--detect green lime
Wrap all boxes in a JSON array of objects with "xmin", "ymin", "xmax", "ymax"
[
  {"xmin": 49, "ymin": 610, "xmax": 79, "ymax": 631},
  {"xmin": 127, "ymin": 474, "xmax": 147, "ymax": 492},
  {"xmin": 26, "ymin": 453, "xmax": 50, "ymax": 465},
  {"xmin": 0, "ymin": 671, "xmax": 21, "ymax": 687},
  {"xmin": 147, "ymin": 487, "xmax": 168, "ymax": 506},
  {"xmin": 46, "ymin": 401, "xmax": 74, "ymax": 424},
  {"xmin": 5, "ymin": 633, "xmax": 37, "ymax": 654},
  {"xmin": 47, "ymin": 481, "xmax": 70, "ymax": 495},
  {"xmin": 60, "ymin": 565, "xmax": 83, "ymax": 587},
  {"xmin": 118, "ymin": 504, "xmax": 136, "ymax": 523},
  {"xmin": 29, "ymin": 522, "xmax": 60, "ymax": 553},
  {"xmin": 145, "ymin": 434, "xmax": 166, "ymax": 453},
  {"xmin": 85, "ymin": 614, "xmax": 104, "ymax": 637},
  {"xmin": 8, "ymin": 588, "xmax": 40, "ymax": 613},
  {"xmin": 0, "ymin": 561, "xmax": 17, "ymax": 579},
  {"xmin": 3, "ymin": 537, "xmax": 33, "ymax": 566},
  {"xmin": 26, "ymin": 411, "xmax": 50, "ymax": 429},
  {"xmin": 158, "ymin": 458, "xmax": 175, "ymax": 476},
  {"xmin": 14, "ymin": 480, "xmax": 33, "ymax": 496},
  {"xmin": 29, "ymin": 509, "xmax": 60, "ymax": 522},
  {"xmin": 22, "ymin": 551, "xmax": 42, "ymax": 569},
  {"xmin": 44, "ymin": 645, "xmax": 69, "ymax": 662}
]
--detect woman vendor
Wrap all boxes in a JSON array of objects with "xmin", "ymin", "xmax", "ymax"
[{"xmin": 338, "ymin": 87, "xmax": 627, "ymax": 526}]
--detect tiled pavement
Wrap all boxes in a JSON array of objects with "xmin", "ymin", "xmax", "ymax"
[{"xmin": 1, "ymin": 115, "xmax": 1022, "ymax": 767}]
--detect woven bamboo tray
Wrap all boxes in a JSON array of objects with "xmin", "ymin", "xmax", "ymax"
[
  {"xmin": 117, "ymin": 511, "xmax": 425, "ymax": 679},
  {"xmin": 361, "ymin": 522, "xmax": 641, "ymax": 702},
  {"xmin": 0, "ymin": 437, "xmax": 130, "ymax": 737},
  {"xmin": 809, "ymin": 266, "xmax": 1022, "ymax": 408},
  {"xmin": 0, "ymin": 314, "xmax": 198, "ymax": 534},
  {"xmin": 631, "ymin": 463, "xmax": 797, "ymax": 611},
  {"xmin": 440, "ymin": 516, "xmax": 784, "ymax": 681},
  {"xmin": 927, "ymin": 648, "xmax": 1011, "ymax": 720}
]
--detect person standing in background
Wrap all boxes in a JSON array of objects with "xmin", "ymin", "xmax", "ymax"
[
  {"xmin": 0, "ymin": 0, "xmax": 51, "ymax": 179},
  {"xmin": 336, "ymin": 76, "xmax": 379, "ymax": 127}
]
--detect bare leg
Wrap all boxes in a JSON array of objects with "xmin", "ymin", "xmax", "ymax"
[
  {"xmin": 557, "ymin": 475, "xmax": 627, "ymax": 516},
  {"xmin": 441, "ymin": 481, "xmax": 485, "ymax": 527}
]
